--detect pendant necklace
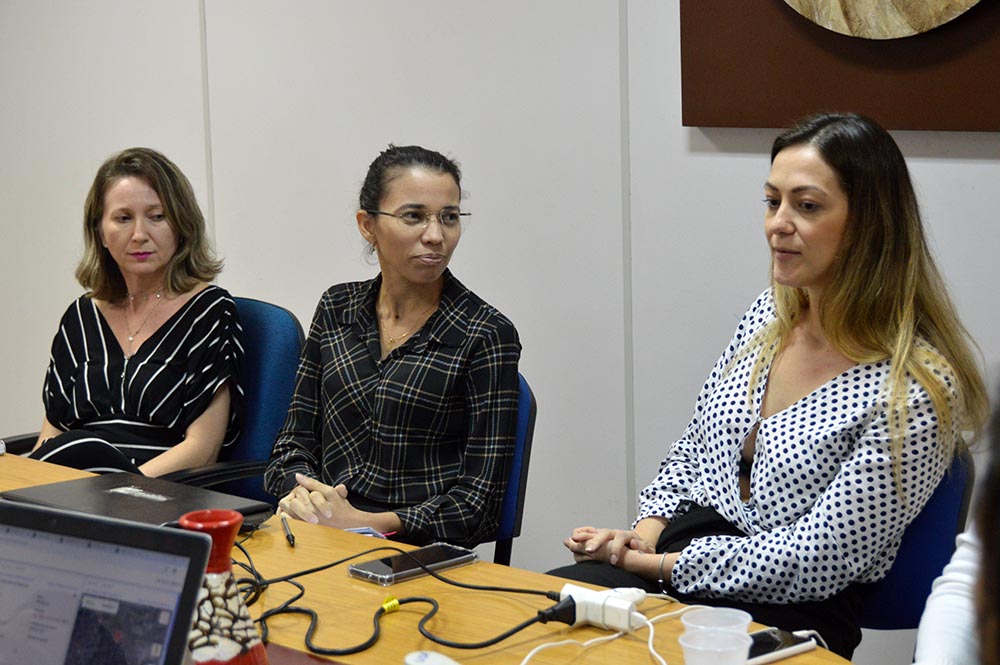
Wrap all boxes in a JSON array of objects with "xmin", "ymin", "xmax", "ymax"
[
  {"xmin": 380, "ymin": 301, "xmax": 438, "ymax": 351},
  {"xmin": 123, "ymin": 290, "xmax": 164, "ymax": 357}
]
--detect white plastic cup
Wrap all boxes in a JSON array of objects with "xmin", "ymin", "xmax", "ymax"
[
  {"xmin": 678, "ymin": 628, "xmax": 753, "ymax": 665},
  {"xmin": 680, "ymin": 607, "xmax": 753, "ymax": 634}
]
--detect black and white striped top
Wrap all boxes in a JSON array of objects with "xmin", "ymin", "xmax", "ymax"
[{"xmin": 42, "ymin": 285, "xmax": 245, "ymax": 464}]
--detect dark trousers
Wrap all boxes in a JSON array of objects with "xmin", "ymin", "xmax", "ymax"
[
  {"xmin": 548, "ymin": 506, "xmax": 862, "ymax": 659},
  {"xmin": 29, "ymin": 430, "xmax": 142, "ymax": 474}
]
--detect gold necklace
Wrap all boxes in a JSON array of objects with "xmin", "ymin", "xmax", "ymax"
[
  {"xmin": 123, "ymin": 290, "xmax": 164, "ymax": 355},
  {"xmin": 379, "ymin": 301, "xmax": 438, "ymax": 351}
]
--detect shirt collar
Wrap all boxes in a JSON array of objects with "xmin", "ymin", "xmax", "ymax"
[
  {"xmin": 418, "ymin": 270, "xmax": 468, "ymax": 349},
  {"xmin": 339, "ymin": 270, "xmax": 469, "ymax": 349}
]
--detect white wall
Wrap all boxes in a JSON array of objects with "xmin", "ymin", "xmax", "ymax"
[
  {"xmin": 201, "ymin": 0, "xmax": 629, "ymax": 573},
  {"xmin": 0, "ymin": 0, "xmax": 210, "ymax": 434},
  {"xmin": 626, "ymin": 3, "xmax": 1000, "ymax": 662},
  {"xmin": 2, "ymin": 2, "xmax": 998, "ymax": 661}
]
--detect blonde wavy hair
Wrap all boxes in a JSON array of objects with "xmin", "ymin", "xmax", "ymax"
[
  {"xmin": 747, "ymin": 113, "xmax": 987, "ymax": 491},
  {"xmin": 76, "ymin": 147, "xmax": 222, "ymax": 301}
]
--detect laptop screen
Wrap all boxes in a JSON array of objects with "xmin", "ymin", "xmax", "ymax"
[{"xmin": 0, "ymin": 501, "xmax": 209, "ymax": 665}]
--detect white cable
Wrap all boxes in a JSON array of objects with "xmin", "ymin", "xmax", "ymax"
[
  {"xmin": 646, "ymin": 603, "xmax": 710, "ymax": 624},
  {"xmin": 518, "ymin": 631, "xmax": 625, "ymax": 665},
  {"xmin": 793, "ymin": 629, "xmax": 828, "ymax": 650},
  {"xmin": 525, "ymin": 589, "xmax": 708, "ymax": 664},
  {"xmin": 633, "ymin": 614, "xmax": 667, "ymax": 665}
]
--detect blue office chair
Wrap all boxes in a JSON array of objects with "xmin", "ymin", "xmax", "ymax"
[
  {"xmin": 1, "ymin": 297, "xmax": 304, "ymax": 486},
  {"xmin": 162, "ymin": 297, "xmax": 303, "ymax": 506},
  {"xmin": 856, "ymin": 449, "xmax": 974, "ymax": 630},
  {"xmin": 488, "ymin": 372, "xmax": 537, "ymax": 566}
]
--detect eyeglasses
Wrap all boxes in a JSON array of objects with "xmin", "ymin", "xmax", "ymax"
[{"xmin": 366, "ymin": 208, "xmax": 469, "ymax": 230}]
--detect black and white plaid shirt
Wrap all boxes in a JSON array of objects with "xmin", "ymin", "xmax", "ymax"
[{"xmin": 265, "ymin": 271, "xmax": 521, "ymax": 547}]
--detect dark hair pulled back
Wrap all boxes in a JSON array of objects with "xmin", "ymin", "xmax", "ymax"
[{"xmin": 358, "ymin": 144, "xmax": 461, "ymax": 212}]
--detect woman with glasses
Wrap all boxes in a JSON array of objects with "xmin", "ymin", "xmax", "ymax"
[
  {"xmin": 265, "ymin": 145, "xmax": 521, "ymax": 548},
  {"xmin": 549, "ymin": 113, "xmax": 988, "ymax": 658}
]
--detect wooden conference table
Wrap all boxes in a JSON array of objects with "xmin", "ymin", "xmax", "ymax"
[{"xmin": 0, "ymin": 454, "xmax": 849, "ymax": 664}]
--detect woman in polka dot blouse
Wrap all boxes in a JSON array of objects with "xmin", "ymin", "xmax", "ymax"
[{"xmin": 549, "ymin": 113, "xmax": 989, "ymax": 658}]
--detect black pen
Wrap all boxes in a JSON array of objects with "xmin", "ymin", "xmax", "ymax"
[{"xmin": 280, "ymin": 515, "xmax": 296, "ymax": 547}]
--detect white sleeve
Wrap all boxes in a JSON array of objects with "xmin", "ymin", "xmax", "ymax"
[
  {"xmin": 635, "ymin": 290, "xmax": 774, "ymax": 524},
  {"xmin": 913, "ymin": 527, "xmax": 981, "ymax": 665},
  {"xmin": 670, "ymin": 386, "xmax": 953, "ymax": 603}
]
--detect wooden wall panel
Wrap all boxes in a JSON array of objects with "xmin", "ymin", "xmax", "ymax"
[{"xmin": 680, "ymin": 0, "xmax": 1000, "ymax": 131}]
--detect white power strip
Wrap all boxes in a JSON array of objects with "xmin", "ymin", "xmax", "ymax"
[{"xmin": 559, "ymin": 583, "xmax": 646, "ymax": 633}]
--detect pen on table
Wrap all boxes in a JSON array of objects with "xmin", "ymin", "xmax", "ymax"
[{"xmin": 280, "ymin": 515, "xmax": 296, "ymax": 547}]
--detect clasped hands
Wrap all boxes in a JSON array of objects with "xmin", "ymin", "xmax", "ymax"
[
  {"xmin": 564, "ymin": 526, "xmax": 654, "ymax": 565},
  {"xmin": 564, "ymin": 525, "xmax": 679, "ymax": 584},
  {"xmin": 277, "ymin": 472, "xmax": 361, "ymax": 527}
]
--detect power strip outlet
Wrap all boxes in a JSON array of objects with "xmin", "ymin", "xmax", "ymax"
[{"xmin": 559, "ymin": 583, "xmax": 641, "ymax": 632}]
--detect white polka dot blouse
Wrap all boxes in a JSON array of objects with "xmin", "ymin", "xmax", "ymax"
[{"xmin": 636, "ymin": 289, "xmax": 957, "ymax": 603}]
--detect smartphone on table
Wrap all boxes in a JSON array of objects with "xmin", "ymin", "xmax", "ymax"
[
  {"xmin": 348, "ymin": 542, "xmax": 478, "ymax": 586},
  {"xmin": 746, "ymin": 627, "xmax": 817, "ymax": 664}
]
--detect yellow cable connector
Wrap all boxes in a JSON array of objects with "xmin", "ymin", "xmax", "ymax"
[{"xmin": 381, "ymin": 595, "xmax": 401, "ymax": 613}]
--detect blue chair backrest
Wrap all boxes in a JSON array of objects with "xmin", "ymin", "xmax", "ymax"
[
  {"xmin": 857, "ymin": 449, "xmax": 974, "ymax": 630},
  {"xmin": 491, "ymin": 373, "xmax": 536, "ymax": 564},
  {"xmin": 219, "ymin": 297, "xmax": 304, "ymax": 502}
]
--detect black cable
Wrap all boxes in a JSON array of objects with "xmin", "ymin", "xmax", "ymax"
[
  {"xmin": 257, "ymin": 579, "xmax": 306, "ymax": 643},
  {"xmin": 414, "ymin": 596, "xmax": 546, "ymax": 649},
  {"xmin": 231, "ymin": 539, "xmax": 568, "ymax": 655},
  {"xmin": 232, "ymin": 540, "xmax": 264, "ymax": 606},
  {"xmin": 264, "ymin": 605, "xmax": 381, "ymax": 656},
  {"xmin": 245, "ymin": 543, "xmax": 560, "ymax": 600}
]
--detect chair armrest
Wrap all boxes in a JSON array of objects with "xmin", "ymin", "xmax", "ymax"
[
  {"xmin": 0, "ymin": 432, "xmax": 39, "ymax": 456},
  {"xmin": 161, "ymin": 460, "xmax": 270, "ymax": 489}
]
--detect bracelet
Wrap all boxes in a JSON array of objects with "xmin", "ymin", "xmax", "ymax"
[{"xmin": 657, "ymin": 552, "xmax": 668, "ymax": 594}]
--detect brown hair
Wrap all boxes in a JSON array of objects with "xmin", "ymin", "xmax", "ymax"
[
  {"xmin": 746, "ymin": 113, "xmax": 987, "ymax": 492},
  {"xmin": 76, "ymin": 147, "xmax": 221, "ymax": 300}
]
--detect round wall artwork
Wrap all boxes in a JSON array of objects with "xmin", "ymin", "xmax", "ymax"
[{"xmin": 783, "ymin": 0, "xmax": 982, "ymax": 39}]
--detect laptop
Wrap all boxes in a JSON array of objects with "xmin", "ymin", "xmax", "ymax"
[
  {"xmin": 0, "ymin": 500, "xmax": 210, "ymax": 665},
  {"xmin": 1, "ymin": 472, "xmax": 273, "ymax": 529}
]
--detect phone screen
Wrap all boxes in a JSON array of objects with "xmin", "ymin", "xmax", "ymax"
[
  {"xmin": 748, "ymin": 628, "xmax": 814, "ymax": 658},
  {"xmin": 348, "ymin": 543, "xmax": 478, "ymax": 585}
]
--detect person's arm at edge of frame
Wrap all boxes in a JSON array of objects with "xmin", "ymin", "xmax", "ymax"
[{"xmin": 913, "ymin": 526, "xmax": 982, "ymax": 665}]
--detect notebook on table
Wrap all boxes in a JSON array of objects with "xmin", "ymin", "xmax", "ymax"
[
  {"xmin": 0, "ymin": 472, "xmax": 273, "ymax": 529},
  {"xmin": 0, "ymin": 500, "xmax": 211, "ymax": 665}
]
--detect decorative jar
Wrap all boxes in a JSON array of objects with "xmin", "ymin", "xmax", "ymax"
[{"xmin": 179, "ymin": 509, "xmax": 268, "ymax": 665}]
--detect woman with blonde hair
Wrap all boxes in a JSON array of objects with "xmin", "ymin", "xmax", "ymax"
[
  {"xmin": 550, "ymin": 112, "xmax": 988, "ymax": 658},
  {"xmin": 30, "ymin": 147, "xmax": 244, "ymax": 476}
]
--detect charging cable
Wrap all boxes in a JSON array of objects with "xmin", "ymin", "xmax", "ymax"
[{"xmin": 792, "ymin": 629, "xmax": 828, "ymax": 650}]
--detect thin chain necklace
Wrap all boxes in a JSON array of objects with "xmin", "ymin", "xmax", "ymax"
[
  {"xmin": 379, "ymin": 301, "xmax": 438, "ymax": 351},
  {"xmin": 123, "ymin": 290, "xmax": 164, "ymax": 356}
]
